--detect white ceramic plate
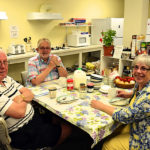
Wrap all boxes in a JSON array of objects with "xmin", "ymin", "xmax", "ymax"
[
  {"xmin": 109, "ymin": 97, "xmax": 129, "ymax": 106},
  {"xmin": 57, "ymin": 95, "xmax": 78, "ymax": 104},
  {"xmin": 91, "ymin": 74, "xmax": 103, "ymax": 80},
  {"xmin": 99, "ymin": 85, "xmax": 111, "ymax": 94},
  {"xmin": 99, "ymin": 88, "xmax": 108, "ymax": 94}
]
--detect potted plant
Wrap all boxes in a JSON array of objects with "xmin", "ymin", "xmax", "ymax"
[{"xmin": 101, "ymin": 29, "xmax": 116, "ymax": 56}]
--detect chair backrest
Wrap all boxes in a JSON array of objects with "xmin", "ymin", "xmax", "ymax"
[
  {"xmin": 21, "ymin": 71, "xmax": 28, "ymax": 86},
  {"xmin": 0, "ymin": 117, "xmax": 12, "ymax": 150}
]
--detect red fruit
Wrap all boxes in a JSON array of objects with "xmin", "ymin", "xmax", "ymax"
[
  {"xmin": 131, "ymin": 77, "xmax": 135, "ymax": 80},
  {"xmin": 128, "ymin": 79, "xmax": 132, "ymax": 82},
  {"xmin": 115, "ymin": 76, "xmax": 120, "ymax": 79}
]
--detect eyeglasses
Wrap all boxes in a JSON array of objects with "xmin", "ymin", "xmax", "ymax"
[
  {"xmin": 39, "ymin": 47, "xmax": 51, "ymax": 50},
  {"xmin": 0, "ymin": 61, "xmax": 8, "ymax": 67},
  {"xmin": 132, "ymin": 65, "xmax": 150, "ymax": 72}
]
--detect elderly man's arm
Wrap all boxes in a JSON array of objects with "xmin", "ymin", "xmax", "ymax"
[
  {"xmin": 5, "ymin": 87, "xmax": 34, "ymax": 119},
  {"xmin": 51, "ymin": 55, "xmax": 68, "ymax": 77},
  {"xmin": 5, "ymin": 101, "xmax": 28, "ymax": 119},
  {"xmin": 57, "ymin": 66, "xmax": 68, "ymax": 77}
]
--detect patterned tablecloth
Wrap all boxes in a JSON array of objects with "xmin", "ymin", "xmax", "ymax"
[{"xmin": 29, "ymin": 80, "xmax": 121, "ymax": 147}]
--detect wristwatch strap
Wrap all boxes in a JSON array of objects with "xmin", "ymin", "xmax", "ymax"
[{"xmin": 56, "ymin": 65, "xmax": 61, "ymax": 68}]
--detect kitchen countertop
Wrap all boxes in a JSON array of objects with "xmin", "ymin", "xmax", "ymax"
[{"xmin": 7, "ymin": 45, "xmax": 102, "ymax": 69}]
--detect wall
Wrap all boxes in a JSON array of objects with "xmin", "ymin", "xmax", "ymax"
[
  {"xmin": 123, "ymin": 0, "xmax": 149, "ymax": 47},
  {"xmin": 0, "ymin": 0, "xmax": 124, "ymax": 82}
]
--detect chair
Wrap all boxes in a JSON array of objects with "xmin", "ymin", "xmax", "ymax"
[
  {"xmin": 0, "ymin": 117, "xmax": 51, "ymax": 150},
  {"xmin": 0, "ymin": 117, "xmax": 12, "ymax": 150},
  {"xmin": 21, "ymin": 71, "xmax": 28, "ymax": 86}
]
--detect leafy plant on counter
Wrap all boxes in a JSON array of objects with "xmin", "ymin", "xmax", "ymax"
[{"xmin": 101, "ymin": 29, "xmax": 116, "ymax": 46}]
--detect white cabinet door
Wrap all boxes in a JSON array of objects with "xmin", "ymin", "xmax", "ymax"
[
  {"xmin": 91, "ymin": 19, "xmax": 108, "ymax": 45},
  {"xmin": 110, "ymin": 18, "xmax": 124, "ymax": 37},
  {"xmin": 146, "ymin": 19, "xmax": 150, "ymax": 34},
  {"xmin": 113, "ymin": 37, "xmax": 123, "ymax": 46}
]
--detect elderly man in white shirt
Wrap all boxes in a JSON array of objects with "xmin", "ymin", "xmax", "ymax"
[{"xmin": 0, "ymin": 50, "xmax": 71, "ymax": 149}]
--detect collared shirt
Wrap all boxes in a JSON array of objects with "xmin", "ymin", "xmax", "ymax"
[
  {"xmin": 27, "ymin": 54, "xmax": 64, "ymax": 86},
  {"xmin": 0, "ymin": 76, "xmax": 34, "ymax": 133},
  {"xmin": 112, "ymin": 81, "xmax": 150, "ymax": 150}
]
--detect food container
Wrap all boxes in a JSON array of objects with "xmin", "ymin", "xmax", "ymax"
[
  {"xmin": 49, "ymin": 87, "xmax": 57, "ymax": 99},
  {"xmin": 67, "ymin": 78, "xmax": 74, "ymax": 91},
  {"xmin": 79, "ymin": 83, "xmax": 86, "ymax": 99},
  {"xmin": 87, "ymin": 82, "xmax": 94, "ymax": 93}
]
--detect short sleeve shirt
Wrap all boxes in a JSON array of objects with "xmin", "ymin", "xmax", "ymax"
[{"xmin": 27, "ymin": 54, "xmax": 64, "ymax": 86}]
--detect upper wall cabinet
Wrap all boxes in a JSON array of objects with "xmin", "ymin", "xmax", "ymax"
[{"xmin": 27, "ymin": 12, "xmax": 63, "ymax": 20}]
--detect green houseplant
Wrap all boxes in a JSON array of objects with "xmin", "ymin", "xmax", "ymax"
[{"xmin": 101, "ymin": 29, "xmax": 116, "ymax": 56}]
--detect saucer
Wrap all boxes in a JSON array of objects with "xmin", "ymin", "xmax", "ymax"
[
  {"xmin": 99, "ymin": 85, "xmax": 111, "ymax": 94},
  {"xmin": 99, "ymin": 88, "xmax": 108, "ymax": 94},
  {"xmin": 57, "ymin": 95, "xmax": 78, "ymax": 104}
]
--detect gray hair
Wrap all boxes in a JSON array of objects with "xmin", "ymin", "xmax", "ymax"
[
  {"xmin": 0, "ymin": 49, "xmax": 6, "ymax": 56},
  {"xmin": 37, "ymin": 38, "xmax": 51, "ymax": 48},
  {"xmin": 132, "ymin": 54, "xmax": 150, "ymax": 67}
]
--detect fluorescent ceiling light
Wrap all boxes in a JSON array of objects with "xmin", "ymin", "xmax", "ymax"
[{"xmin": 0, "ymin": 12, "xmax": 8, "ymax": 20}]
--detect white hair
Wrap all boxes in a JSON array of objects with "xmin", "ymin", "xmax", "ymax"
[
  {"xmin": 132, "ymin": 54, "xmax": 150, "ymax": 67},
  {"xmin": 37, "ymin": 38, "xmax": 51, "ymax": 48}
]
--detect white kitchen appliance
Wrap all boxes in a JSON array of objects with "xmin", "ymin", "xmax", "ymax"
[
  {"xmin": 91, "ymin": 18, "xmax": 124, "ymax": 46},
  {"xmin": 146, "ymin": 19, "xmax": 150, "ymax": 42},
  {"xmin": 8, "ymin": 44, "xmax": 26, "ymax": 55},
  {"xmin": 67, "ymin": 32, "xmax": 91, "ymax": 47}
]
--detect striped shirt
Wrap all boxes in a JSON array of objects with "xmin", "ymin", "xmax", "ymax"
[
  {"xmin": 0, "ymin": 76, "xmax": 34, "ymax": 133},
  {"xmin": 27, "ymin": 54, "xmax": 64, "ymax": 86}
]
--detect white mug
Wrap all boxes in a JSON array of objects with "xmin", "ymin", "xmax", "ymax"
[{"xmin": 108, "ymin": 88, "xmax": 117, "ymax": 99}]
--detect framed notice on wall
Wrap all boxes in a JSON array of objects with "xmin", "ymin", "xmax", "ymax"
[{"xmin": 113, "ymin": 46, "xmax": 123, "ymax": 59}]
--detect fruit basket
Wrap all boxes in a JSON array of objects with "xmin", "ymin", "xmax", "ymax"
[
  {"xmin": 114, "ymin": 76, "xmax": 135, "ymax": 89},
  {"xmin": 114, "ymin": 81, "xmax": 135, "ymax": 89}
]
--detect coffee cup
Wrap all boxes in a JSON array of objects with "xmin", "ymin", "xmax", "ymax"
[
  {"xmin": 108, "ymin": 88, "xmax": 117, "ymax": 99},
  {"xmin": 48, "ymin": 87, "xmax": 57, "ymax": 99}
]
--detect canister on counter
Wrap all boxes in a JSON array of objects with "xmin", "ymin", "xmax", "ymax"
[
  {"xmin": 87, "ymin": 82, "xmax": 94, "ymax": 93},
  {"xmin": 79, "ymin": 83, "xmax": 86, "ymax": 99}
]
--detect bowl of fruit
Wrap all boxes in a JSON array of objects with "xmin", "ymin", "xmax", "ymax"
[{"xmin": 114, "ymin": 76, "xmax": 135, "ymax": 89}]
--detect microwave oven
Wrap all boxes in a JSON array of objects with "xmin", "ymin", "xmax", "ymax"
[{"xmin": 67, "ymin": 34, "xmax": 91, "ymax": 47}]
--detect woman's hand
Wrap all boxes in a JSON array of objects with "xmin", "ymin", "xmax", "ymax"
[
  {"xmin": 91, "ymin": 100, "xmax": 115, "ymax": 116},
  {"xmin": 117, "ymin": 90, "xmax": 133, "ymax": 98},
  {"xmin": 91, "ymin": 100, "xmax": 104, "ymax": 110}
]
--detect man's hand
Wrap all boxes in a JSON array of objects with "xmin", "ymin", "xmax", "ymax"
[
  {"xmin": 13, "ymin": 95, "xmax": 23, "ymax": 103},
  {"xmin": 19, "ymin": 87, "xmax": 34, "ymax": 102},
  {"xmin": 50, "ymin": 56, "xmax": 60, "ymax": 66}
]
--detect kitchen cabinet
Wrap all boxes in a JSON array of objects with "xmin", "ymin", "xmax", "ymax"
[
  {"xmin": 7, "ymin": 45, "xmax": 102, "ymax": 70},
  {"xmin": 100, "ymin": 50, "xmax": 133, "ymax": 76},
  {"xmin": 7, "ymin": 46, "xmax": 133, "ymax": 78}
]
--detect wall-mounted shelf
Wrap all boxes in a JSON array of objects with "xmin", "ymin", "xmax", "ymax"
[
  {"xmin": 60, "ymin": 22, "xmax": 92, "ymax": 27},
  {"xmin": 27, "ymin": 12, "xmax": 63, "ymax": 20}
]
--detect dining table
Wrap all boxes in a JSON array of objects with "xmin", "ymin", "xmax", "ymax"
[{"xmin": 28, "ymin": 78, "xmax": 129, "ymax": 147}]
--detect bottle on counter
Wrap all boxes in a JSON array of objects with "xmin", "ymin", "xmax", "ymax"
[
  {"xmin": 73, "ymin": 68, "xmax": 87, "ymax": 90},
  {"xmin": 67, "ymin": 78, "xmax": 74, "ymax": 91}
]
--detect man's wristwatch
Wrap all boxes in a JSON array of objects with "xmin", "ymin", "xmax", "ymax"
[{"xmin": 56, "ymin": 65, "xmax": 61, "ymax": 68}]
